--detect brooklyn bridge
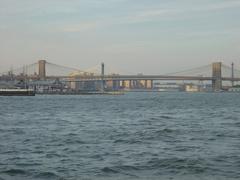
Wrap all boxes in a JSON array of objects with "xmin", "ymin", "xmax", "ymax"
[{"xmin": 1, "ymin": 60, "xmax": 240, "ymax": 92}]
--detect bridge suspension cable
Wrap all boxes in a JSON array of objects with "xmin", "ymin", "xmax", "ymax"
[
  {"xmin": 103, "ymin": 64, "xmax": 135, "ymax": 75},
  {"xmin": 45, "ymin": 62, "xmax": 96, "ymax": 76},
  {"xmin": 2, "ymin": 61, "xmax": 240, "ymax": 79},
  {"xmin": 222, "ymin": 64, "xmax": 240, "ymax": 78},
  {"xmin": 163, "ymin": 64, "xmax": 212, "ymax": 77}
]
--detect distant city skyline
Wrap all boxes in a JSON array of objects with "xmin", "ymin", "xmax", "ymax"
[{"xmin": 0, "ymin": 0, "xmax": 240, "ymax": 74}]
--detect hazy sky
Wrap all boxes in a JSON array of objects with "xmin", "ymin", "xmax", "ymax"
[{"xmin": 0, "ymin": 0, "xmax": 240, "ymax": 74}]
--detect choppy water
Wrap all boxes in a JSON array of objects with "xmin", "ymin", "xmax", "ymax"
[{"xmin": 0, "ymin": 92, "xmax": 240, "ymax": 180}]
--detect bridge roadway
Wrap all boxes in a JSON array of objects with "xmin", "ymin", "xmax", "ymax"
[{"xmin": 46, "ymin": 75, "xmax": 240, "ymax": 82}]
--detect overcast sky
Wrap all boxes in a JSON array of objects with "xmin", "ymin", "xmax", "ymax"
[{"xmin": 0, "ymin": 0, "xmax": 240, "ymax": 74}]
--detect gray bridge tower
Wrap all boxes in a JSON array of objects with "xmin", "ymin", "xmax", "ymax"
[
  {"xmin": 212, "ymin": 62, "xmax": 222, "ymax": 91},
  {"xmin": 38, "ymin": 60, "xmax": 46, "ymax": 80}
]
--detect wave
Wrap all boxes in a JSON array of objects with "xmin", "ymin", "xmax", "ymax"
[
  {"xmin": 159, "ymin": 115, "xmax": 173, "ymax": 119},
  {"xmin": 64, "ymin": 138, "xmax": 86, "ymax": 145},
  {"xmin": 101, "ymin": 158, "xmax": 210, "ymax": 176},
  {"xmin": 101, "ymin": 167, "xmax": 119, "ymax": 174},
  {"xmin": 113, "ymin": 139, "xmax": 142, "ymax": 144},
  {"xmin": 145, "ymin": 157, "xmax": 209, "ymax": 174},
  {"xmin": 34, "ymin": 171, "xmax": 62, "ymax": 179},
  {"xmin": 1, "ymin": 169, "xmax": 64, "ymax": 180},
  {"xmin": 101, "ymin": 165, "xmax": 139, "ymax": 177},
  {"xmin": 1, "ymin": 169, "xmax": 27, "ymax": 175}
]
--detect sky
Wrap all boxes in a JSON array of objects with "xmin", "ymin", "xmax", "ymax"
[{"xmin": 0, "ymin": 0, "xmax": 240, "ymax": 74}]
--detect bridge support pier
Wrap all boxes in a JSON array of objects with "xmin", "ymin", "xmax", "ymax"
[{"xmin": 212, "ymin": 62, "xmax": 222, "ymax": 91}]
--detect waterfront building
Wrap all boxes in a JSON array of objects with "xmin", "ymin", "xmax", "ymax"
[
  {"xmin": 154, "ymin": 83, "xmax": 182, "ymax": 92},
  {"xmin": 185, "ymin": 84, "xmax": 200, "ymax": 92},
  {"xmin": 228, "ymin": 85, "xmax": 240, "ymax": 92}
]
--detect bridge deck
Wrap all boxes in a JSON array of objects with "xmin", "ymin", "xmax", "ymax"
[{"xmin": 46, "ymin": 75, "xmax": 240, "ymax": 82}]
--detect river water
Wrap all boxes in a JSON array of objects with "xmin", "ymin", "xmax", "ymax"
[{"xmin": 0, "ymin": 92, "xmax": 239, "ymax": 180}]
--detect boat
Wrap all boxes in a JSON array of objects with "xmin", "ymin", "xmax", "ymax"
[{"xmin": 0, "ymin": 89, "xmax": 35, "ymax": 96}]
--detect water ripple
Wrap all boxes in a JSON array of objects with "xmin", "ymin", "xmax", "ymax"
[{"xmin": 0, "ymin": 93, "xmax": 240, "ymax": 179}]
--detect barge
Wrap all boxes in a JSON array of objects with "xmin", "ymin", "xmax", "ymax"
[{"xmin": 0, "ymin": 89, "xmax": 35, "ymax": 96}]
